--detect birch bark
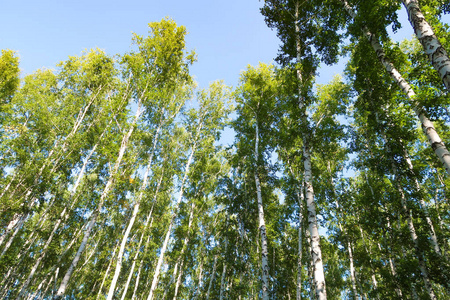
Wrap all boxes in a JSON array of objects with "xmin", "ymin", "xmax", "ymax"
[
  {"xmin": 403, "ymin": 148, "xmax": 442, "ymax": 255},
  {"xmin": 106, "ymin": 121, "xmax": 163, "ymax": 300},
  {"xmin": 54, "ymin": 99, "xmax": 143, "ymax": 299},
  {"xmin": 396, "ymin": 181, "xmax": 437, "ymax": 300},
  {"xmin": 292, "ymin": 2, "xmax": 327, "ymax": 298},
  {"xmin": 341, "ymin": 0, "xmax": 450, "ymax": 175},
  {"xmin": 172, "ymin": 202, "xmax": 195, "ymax": 299},
  {"xmin": 296, "ymin": 186, "xmax": 304, "ymax": 300},
  {"xmin": 401, "ymin": 0, "xmax": 450, "ymax": 91},
  {"xmin": 146, "ymin": 142, "xmax": 196, "ymax": 300},
  {"xmin": 205, "ymin": 255, "xmax": 218, "ymax": 300},
  {"xmin": 16, "ymin": 119, "xmax": 111, "ymax": 299},
  {"xmin": 254, "ymin": 121, "xmax": 270, "ymax": 300},
  {"xmin": 390, "ymin": 157, "xmax": 437, "ymax": 299}
]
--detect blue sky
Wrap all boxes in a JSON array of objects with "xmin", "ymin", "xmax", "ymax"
[
  {"xmin": 1, "ymin": 0, "xmax": 280, "ymax": 89},
  {"xmin": 4, "ymin": 1, "xmax": 448, "ymax": 89}
]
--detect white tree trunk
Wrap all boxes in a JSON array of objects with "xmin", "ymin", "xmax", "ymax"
[
  {"xmin": 96, "ymin": 243, "xmax": 120, "ymax": 300},
  {"xmin": 392, "ymin": 161, "xmax": 437, "ymax": 299},
  {"xmin": 385, "ymin": 217, "xmax": 403, "ymax": 298},
  {"xmin": 172, "ymin": 260, "xmax": 185, "ymax": 300},
  {"xmin": 254, "ymin": 121, "xmax": 270, "ymax": 300},
  {"xmin": 205, "ymin": 255, "xmax": 218, "ymax": 300},
  {"xmin": 303, "ymin": 146, "xmax": 327, "ymax": 300},
  {"xmin": 295, "ymin": 186, "xmax": 304, "ymax": 300},
  {"xmin": 171, "ymin": 202, "xmax": 195, "ymax": 299},
  {"xmin": 0, "ymin": 213, "xmax": 27, "ymax": 259},
  {"xmin": 402, "ymin": 0, "xmax": 450, "ymax": 91},
  {"xmin": 305, "ymin": 230, "xmax": 316, "ymax": 300},
  {"xmin": 341, "ymin": 0, "xmax": 450, "ymax": 175},
  {"xmin": 128, "ymin": 172, "xmax": 163, "ymax": 299},
  {"xmin": 192, "ymin": 260, "xmax": 203, "ymax": 299},
  {"xmin": 16, "ymin": 122, "xmax": 109, "ymax": 299},
  {"xmin": 347, "ymin": 242, "xmax": 360, "ymax": 300},
  {"xmin": 356, "ymin": 224, "xmax": 379, "ymax": 297},
  {"xmin": 55, "ymin": 100, "xmax": 143, "ymax": 299},
  {"xmin": 219, "ymin": 261, "xmax": 227, "ymax": 300},
  {"xmin": 294, "ymin": 2, "xmax": 327, "ymax": 298},
  {"xmin": 120, "ymin": 190, "xmax": 159, "ymax": 300},
  {"xmin": 107, "ymin": 116, "xmax": 164, "ymax": 300},
  {"xmin": 398, "ymin": 187, "xmax": 437, "ymax": 300},
  {"xmin": 403, "ymin": 148, "xmax": 442, "ymax": 255},
  {"xmin": 147, "ymin": 145, "xmax": 196, "ymax": 300}
]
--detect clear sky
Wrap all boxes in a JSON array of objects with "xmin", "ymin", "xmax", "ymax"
[{"xmin": 1, "ymin": 0, "xmax": 281, "ymax": 89}]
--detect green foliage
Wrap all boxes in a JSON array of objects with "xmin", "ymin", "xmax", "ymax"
[{"xmin": 0, "ymin": 49, "xmax": 20, "ymax": 107}]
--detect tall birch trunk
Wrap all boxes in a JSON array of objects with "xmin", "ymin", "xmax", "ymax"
[
  {"xmin": 129, "ymin": 172, "xmax": 163, "ymax": 299},
  {"xmin": 401, "ymin": 0, "xmax": 450, "ymax": 91},
  {"xmin": 96, "ymin": 243, "xmax": 120, "ymax": 300},
  {"xmin": 305, "ymin": 229, "xmax": 316, "ymax": 300},
  {"xmin": 397, "ymin": 184, "xmax": 437, "ymax": 299},
  {"xmin": 403, "ymin": 148, "xmax": 442, "ymax": 255},
  {"xmin": 205, "ymin": 255, "xmax": 218, "ymax": 300},
  {"xmin": 192, "ymin": 260, "xmax": 203, "ymax": 299},
  {"xmin": 146, "ymin": 144, "xmax": 196, "ymax": 300},
  {"xmin": 386, "ymin": 222, "xmax": 404, "ymax": 298},
  {"xmin": 120, "ymin": 183, "xmax": 160, "ymax": 300},
  {"xmin": 254, "ymin": 121, "xmax": 270, "ymax": 300},
  {"xmin": 356, "ymin": 222, "xmax": 379, "ymax": 297},
  {"xmin": 294, "ymin": 2, "xmax": 327, "ymax": 298},
  {"xmin": 172, "ymin": 260, "xmax": 185, "ymax": 300},
  {"xmin": 341, "ymin": 0, "xmax": 450, "ymax": 175},
  {"xmin": 296, "ymin": 185, "xmax": 304, "ymax": 300},
  {"xmin": 16, "ymin": 120, "xmax": 110, "ymax": 299},
  {"xmin": 171, "ymin": 202, "xmax": 195, "ymax": 299},
  {"xmin": 327, "ymin": 163, "xmax": 360, "ymax": 300},
  {"xmin": 106, "ymin": 122, "xmax": 163, "ymax": 300},
  {"xmin": 391, "ymin": 160, "xmax": 437, "ymax": 299},
  {"xmin": 219, "ymin": 260, "xmax": 227, "ymax": 300},
  {"xmin": 54, "ymin": 99, "xmax": 143, "ymax": 299},
  {"xmin": 302, "ymin": 88, "xmax": 326, "ymax": 300}
]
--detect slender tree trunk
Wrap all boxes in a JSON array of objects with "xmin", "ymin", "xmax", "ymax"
[
  {"xmin": 192, "ymin": 260, "xmax": 203, "ymax": 299},
  {"xmin": 162, "ymin": 261, "xmax": 179, "ymax": 299},
  {"xmin": 385, "ymin": 217, "xmax": 404, "ymax": 298},
  {"xmin": 401, "ymin": 0, "xmax": 450, "ymax": 91},
  {"xmin": 305, "ymin": 229, "xmax": 316, "ymax": 300},
  {"xmin": 328, "ymin": 163, "xmax": 359, "ymax": 300},
  {"xmin": 171, "ymin": 202, "xmax": 195, "ymax": 300},
  {"xmin": 403, "ymin": 147, "xmax": 442, "ymax": 255},
  {"xmin": 54, "ymin": 99, "xmax": 143, "ymax": 299},
  {"xmin": 106, "ymin": 116, "xmax": 164, "ymax": 300},
  {"xmin": 341, "ymin": 0, "xmax": 450, "ymax": 175},
  {"xmin": 294, "ymin": 2, "xmax": 327, "ymax": 298},
  {"xmin": 147, "ymin": 144, "xmax": 196, "ymax": 300},
  {"xmin": 303, "ymin": 144, "xmax": 326, "ymax": 300},
  {"xmin": 206, "ymin": 255, "xmax": 218, "ymax": 300},
  {"xmin": 96, "ymin": 243, "xmax": 120, "ymax": 299},
  {"xmin": 172, "ymin": 260, "xmax": 185, "ymax": 300},
  {"xmin": 254, "ymin": 121, "xmax": 270, "ymax": 300},
  {"xmin": 295, "ymin": 185, "xmax": 304, "ymax": 300},
  {"xmin": 120, "ymin": 196, "xmax": 158, "ymax": 300},
  {"xmin": 347, "ymin": 242, "xmax": 360, "ymax": 300},
  {"xmin": 356, "ymin": 223, "xmax": 379, "ymax": 297},
  {"xmin": 219, "ymin": 260, "xmax": 227, "ymax": 300},
  {"xmin": 392, "ymin": 165, "xmax": 437, "ymax": 299},
  {"xmin": 0, "ymin": 213, "xmax": 27, "ymax": 258},
  {"xmin": 15, "ymin": 124, "xmax": 108, "ymax": 299},
  {"xmin": 129, "ymin": 172, "xmax": 163, "ymax": 299}
]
